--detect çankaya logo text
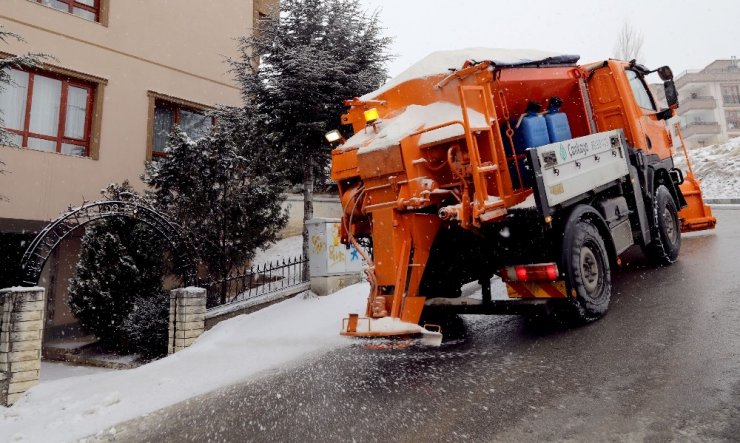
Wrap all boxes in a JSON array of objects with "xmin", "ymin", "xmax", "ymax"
[{"xmin": 567, "ymin": 141, "xmax": 591, "ymax": 159}]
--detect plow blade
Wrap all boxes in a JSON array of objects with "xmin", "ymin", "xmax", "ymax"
[
  {"xmin": 673, "ymin": 122, "xmax": 717, "ymax": 233},
  {"xmin": 678, "ymin": 175, "xmax": 716, "ymax": 233}
]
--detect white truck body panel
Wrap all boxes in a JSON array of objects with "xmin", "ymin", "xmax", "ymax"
[{"xmin": 532, "ymin": 130, "xmax": 630, "ymax": 207}]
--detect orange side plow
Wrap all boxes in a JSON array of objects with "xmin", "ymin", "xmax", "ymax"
[
  {"xmin": 679, "ymin": 176, "xmax": 716, "ymax": 232},
  {"xmin": 675, "ymin": 123, "xmax": 717, "ymax": 233}
]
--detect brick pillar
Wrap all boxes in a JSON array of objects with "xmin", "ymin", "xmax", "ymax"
[
  {"xmin": 168, "ymin": 287, "xmax": 206, "ymax": 354},
  {"xmin": 1, "ymin": 287, "xmax": 45, "ymax": 407}
]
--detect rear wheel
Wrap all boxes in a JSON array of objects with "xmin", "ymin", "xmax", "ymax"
[
  {"xmin": 644, "ymin": 185, "xmax": 681, "ymax": 266},
  {"xmin": 562, "ymin": 218, "xmax": 611, "ymax": 322}
]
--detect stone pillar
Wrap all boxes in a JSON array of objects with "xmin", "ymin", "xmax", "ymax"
[
  {"xmin": 1, "ymin": 287, "xmax": 45, "ymax": 407},
  {"xmin": 168, "ymin": 287, "xmax": 206, "ymax": 354}
]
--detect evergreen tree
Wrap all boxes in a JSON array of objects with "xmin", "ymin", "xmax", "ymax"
[
  {"xmin": 68, "ymin": 182, "xmax": 169, "ymax": 358},
  {"xmin": 231, "ymin": 0, "xmax": 392, "ymax": 276},
  {"xmin": 144, "ymin": 107, "xmax": 288, "ymax": 298}
]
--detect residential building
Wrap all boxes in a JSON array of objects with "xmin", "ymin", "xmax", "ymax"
[
  {"xmin": 0, "ymin": 0, "xmax": 276, "ymax": 338},
  {"xmin": 654, "ymin": 58, "xmax": 740, "ymax": 148}
]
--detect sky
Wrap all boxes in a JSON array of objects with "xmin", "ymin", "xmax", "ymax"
[{"xmin": 357, "ymin": 0, "xmax": 739, "ymax": 79}]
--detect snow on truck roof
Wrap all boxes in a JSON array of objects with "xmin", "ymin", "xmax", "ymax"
[
  {"xmin": 361, "ymin": 47, "xmax": 580, "ymax": 101},
  {"xmin": 345, "ymin": 102, "xmax": 488, "ymax": 153}
]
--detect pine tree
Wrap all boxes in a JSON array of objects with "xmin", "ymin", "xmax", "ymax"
[
  {"xmin": 144, "ymin": 107, "xmax": 288, "ymax": 300},
  {"xmin": 231, "ymin": 0, "xmax": 392, "ymax": 277},
  {"xmin": 68, "ymin": 182, "xmax": 170, "ymax": 358}
]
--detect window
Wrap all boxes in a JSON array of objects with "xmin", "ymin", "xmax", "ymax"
[
  {"xmin": 726, "ymin": 110, "xmax": 740, "ymax": 131},
  {"xmin": 149, "ymin": 96, "xmax": 213, "ymax": 159},
  {"xmin": 625, "ymin": 70, "xmax": 656, "ymax": 111},
  {"xmin": 0, "ymin": 68, "xmax": 96, "ymax": 157},
  {"xmin": 721, "ymin": 85, "xmax": 740, "ymax": 106},
  {"xmin": 35, "ymin": 0, "xmax": 100, "ymax": 22}
]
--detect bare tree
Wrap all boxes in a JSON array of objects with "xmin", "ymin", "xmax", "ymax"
[{"xmin": 614, "ymin": 21, "xmax": 644, "ymax": 63}]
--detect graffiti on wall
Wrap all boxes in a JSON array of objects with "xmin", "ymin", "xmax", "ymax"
[{"xmin": 308, "ymin": 221, "xmax": 362, "ymax": 276}]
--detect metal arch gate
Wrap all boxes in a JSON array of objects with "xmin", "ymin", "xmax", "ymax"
[{"xmin": 19, "ymin": 200, "xmax": 198, "ymax": 286}]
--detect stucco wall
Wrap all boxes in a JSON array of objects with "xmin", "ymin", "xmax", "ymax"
[
  {"xmin": 0, "ymin": 0, "xmax": 250, "ymax": 222},
  {"xmin": 280, "ymin": 194, "xmax": 343, "ymax": 238}
]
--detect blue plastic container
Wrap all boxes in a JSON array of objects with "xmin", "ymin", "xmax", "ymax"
[
  {"xmin": 508, "ymin": 103, "xmax": 550, "ymax": 188},
  {"xmin": 514, "ymin": 112, "xmax": 551, "ymax": 150},
  {"xmin": 544, "ymin": 98, "xmax": 572, "ymax": 142}
]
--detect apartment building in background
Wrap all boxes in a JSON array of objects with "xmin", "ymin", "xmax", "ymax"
[
  {"xmin": 654, "ymin": 57, "xmax": 740, "ymax": 149},
  {"xmin": 0, "ymin": 0, "xmax": 276, "ymax": 338}
]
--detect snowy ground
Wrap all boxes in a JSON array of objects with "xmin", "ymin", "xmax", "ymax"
[
  {"xmin": 39, "ymin": 362, "xmax": 114, "ymax": 383},
  {"xmin": 1, "ymin": 284, "xmax": 369, "ymax": 442},
  {"xmin": 250, "ymin": 235, "xmax": 303, "ymax": 266},
  {"xmin": 674, "ymin": 137, "xmax": 740, "ymax": 199}
]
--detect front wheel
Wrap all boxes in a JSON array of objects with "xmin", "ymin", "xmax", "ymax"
[
  {"xmin": 644, "ymin": 185, "xmax": 681, "ymax": 266},
  {"xmin": 562, "ymin": 218, "xmax": 611, "ymax": 323}
]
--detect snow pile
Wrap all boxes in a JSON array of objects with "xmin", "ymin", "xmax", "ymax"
[
  {"xmin": 362, "ymin": 47, "xmax": 563, "ymax": 100},
  {"xmin": 0, "ymin": 284, "xmax": 369, "ymax": 442},
  {"xmin": 674, "ymin": 137, "xmax": 740, "ymax": 199},
  {"xmin": 345, "ymin": 102, "xmax": 488, "ymax": 153}
]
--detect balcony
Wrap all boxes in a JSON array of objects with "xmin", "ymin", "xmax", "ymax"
[
  {"xmin": 678, "ymin": 96, "xmax": 716, "ymax": 113},
  {"xmin": 675, "ymin": 70, "xmax": 740, "ymax": 90},
  {"xmin": 682, "ymin": 122, "xmax": 721, "ymax": 138}
]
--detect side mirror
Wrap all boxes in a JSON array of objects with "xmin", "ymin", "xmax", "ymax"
[
  {"xmin": 664, "ymin": 79, "xmax": 679, "ymax": 109},
  {"xmin": 657, "ymin": 66, "xmax": 674, "ymax": 81}
]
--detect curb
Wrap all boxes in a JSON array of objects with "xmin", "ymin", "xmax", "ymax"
[{"xmin": 706, "ymin": 199, "xmax": 740, "ymax": 204}]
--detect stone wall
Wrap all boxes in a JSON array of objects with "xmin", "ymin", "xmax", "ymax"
[{"xmin": 1, "ymin": 287, "xmax": 45, "ymax": 407}]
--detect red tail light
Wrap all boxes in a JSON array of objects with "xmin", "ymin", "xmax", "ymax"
[{"xmin": 502, "ymin": 263, "xmax": 559, "ymax": 282}]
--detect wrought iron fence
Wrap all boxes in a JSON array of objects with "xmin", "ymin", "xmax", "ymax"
[{"xmin": 202, "ymin": 256, "xmax": 308, "ymax": 308}]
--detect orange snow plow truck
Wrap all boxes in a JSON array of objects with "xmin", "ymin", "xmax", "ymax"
[{"xmin": 329, "ymin": 49, "xmax": 715, "ymax": 340}]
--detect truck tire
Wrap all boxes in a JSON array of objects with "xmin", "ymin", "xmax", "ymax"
[
  {"xmin": 644, "ymin": 185, "xmax": 681, "ymax": 266},
  {"xmin": 562, "ymin": 218, "xmax": 611, "ymax": 322}
]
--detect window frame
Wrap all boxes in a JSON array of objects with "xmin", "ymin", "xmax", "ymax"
[
  {"xmin": 625, "ymin": 69, "xmax": 657, "ymax": 112},
  {"xmin": 726, "ymin": 110, "xmax": 740, "ymax": 131},
  {"xmin": 721, "ymin": 84, "xmax": 740, "ymax": 106},
  {"xmin": 146, "ymin": 92, "xmax": 214, "ymax": 161},
  {"xmin": 34, "ymin": 0, "xmax": 102, "ymax": 23},
  {"xmin": 2, "ymin": 67, "xmax": 96, "ymax": 157},
  {"xmin": 1, "ymin": 53, "xmax": 107, "ymax": 159}
]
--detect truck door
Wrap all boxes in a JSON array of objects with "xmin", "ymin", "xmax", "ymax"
[
  {"xmin": 623, "ymin": 69, "xmax": 673, "ymax": 160},
  {"xmin": 586, "ymin": 61, "xmax": 671, "ymax": 160}
]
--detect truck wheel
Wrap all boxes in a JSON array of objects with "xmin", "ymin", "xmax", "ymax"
[
  {"xmin": 562, "ymin": 218, "xmax": 611, "ymax": 322},
  {"xmin": 644, "ymin": 185, "xmax": 681, "ymax": 266}
]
